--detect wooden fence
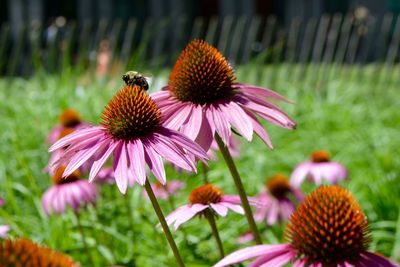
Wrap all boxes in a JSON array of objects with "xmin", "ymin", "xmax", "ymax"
[{"xmin": 0, "ymin": 13, "xmax": 399, "ymax": 76}]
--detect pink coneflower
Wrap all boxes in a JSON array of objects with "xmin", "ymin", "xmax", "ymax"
[
  {"xmin": 152, "ymin": 39, "xmax": 295, "ymax": 244},
  {"xmin": 47, "ymin": 108, "xmax": 89, "ymax": 144},
  {"xmin": 42, "ymin": 166, "xmax": 97, "ymax": 215},
  {"xmin": 254, "ymin": 174, "xmax": 303, "ymax": 225},
  {"xmin": 49, "ymin": 84, "xmax": 208, "ymax": 266},
  {"xmin": 214, "ymin": 186, "xmax": 399, "ymax": 267},
  {"xmin": 166, "ymin": 184, "xmax": 256, "ymax": 230},
  {"xmin": 149, "ymin": 180, "xmax": 185, "ymax": 200},
  {"xmin": 49, "ymin": 85, "xmax": 208, "ymax": 194},
  {"xmin": 95, "ymin": 167, "xmax": 115, "ymax": 184},
  {"xmin": 151, "ymin": 39, "xmax": 295, "ymax": 152},
  {"xmin": 291, "ymin": 150, "xmax": 348, "ymax": 187}
]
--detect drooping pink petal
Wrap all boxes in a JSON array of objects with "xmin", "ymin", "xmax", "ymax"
[
  {"xmin": 158, "ymin": 128, "xmax": 208, "ymax": 161},
  {"xmin": 210, "ymin": 104, "xmax": 231, "ymax": 145},
  {"xmin": 213, "ymin": 244, "xmax": 293, "ymax": 267},
  {"xmin": 221, "ymin": 101, "xmax": 253, "ymax": 141},
  {"xmin": 166, "ymin": 204, "xmax": 208, "ymax": 230},
  {"xmin": 243, "ymin": 110, "xmax": 273, "ymax": 148},
  {"xmin": 360, "ymin": 251, "xmax": 399, "ymax": 267},
  {"xmin": 248, "ymin": 247, "xmax": 296, "ymax": 267},
  {"xmin": 163, "ymin": 104, "xmax": 192, "ymax": 130},
  {"xmin": 89, "ymin": 141, "xmax": 117, "ymax": 182},
  {"xmin": 181, "ymin": 104, "xmax": 203, "ymax": 140},
  {"xmin": 144, "ymin": 143, "xmax": 166, "ymax": 184},
  {"xmin": 195, "ymin": 111, "xmax": 214, "ymax": 151},
  {"xmin": 128, "ymin": 139, "xmax": 146, "ymax": 185},
  {"xmin": 0, "ymin": 225, "xmax": 10, "ymax": 237},
  {"xmin": 113, "ymin": 142, "xmax": 129, "ymax": 194},
  {"xmin": 151, "ymin": 135, "xmax": 195, "ymax": 171},
  {"xmin": 237, "ymin": 83, "xmax": 293, "ymax": 103},
  {"xmin": 290, "ymin": 162, "xmax": 312, "ymax": 187},
  {"xmin": 219, "ymin": 202, "xmax": 244, "ymax": 214},
  {"xmin": 49, "ymin": 126, "xmax": 104, "ymax": 152},
  {"xmin": 63, "ymin": 138, "xmax": 108, "ymax": 178},
  {"xmin": 210, "ymin": 203, "xmax": 228, "ymax": 217}
]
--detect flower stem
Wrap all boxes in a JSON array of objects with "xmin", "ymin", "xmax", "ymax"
[
  {"xmin": 204, "ymin": 209, "xmax": 225, "ymax": 259},
  {"xmin": 215, "ymin": 134, "xmax": 263, "ymax": 244},
  {"xmin": 144, "ymin": 179, "xmax": 186, "ymax": 267},
  {"xmin": 75, "ymin": 212, "xmax": 95, "ymax": 267},
  {"xmin": 201, "ymin": 161, "xmax": 209, "ymax": 184}
]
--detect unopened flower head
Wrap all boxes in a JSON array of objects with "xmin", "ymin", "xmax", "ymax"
[
  {"xmin": 49, "ymin": 85, "xmax": 208, "ymax": 194},
  {"xmin": 255, "ymin": 174, "xmax": 303, "ymax": 225},
  {"xmin": 214, "ymin": 185, "xmax": 398, "ymax": 267},
  {"xmin": 152, "ymin": 39, "xmax": 295, "ymax": 152},
  {"xmin": 166, "ymin": 183, "xmax": 258, "ymax": 230},
  {"xmin": 291, "ymin": 150, "xmax": 348, "ymax": 186},
  {"xmin": 0, "ymin": 238, "xmax": 80, "ymax": 266}
]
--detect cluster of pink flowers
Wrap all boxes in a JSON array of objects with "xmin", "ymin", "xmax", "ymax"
[{"xmin": 33, "ymin": 39, "xmax": 397, "ymax": 267}]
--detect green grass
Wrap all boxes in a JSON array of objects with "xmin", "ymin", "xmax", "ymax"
[{"xmin": 0, "ymin": 63, "xmax": 399, "ymax": 266}]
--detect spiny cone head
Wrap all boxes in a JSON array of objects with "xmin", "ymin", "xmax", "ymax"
[
  {"xmin": 101, "ymin": 85, "xmax": 161, "ymax": 140},
  {"xmin": 169, "ymin": 39, "xmax": 236, "ymax": 105},
  {"xmin": 59, "ymin": 108, "xmax": 81, "ymax": 127},
  {"xmin": 0, "ymin": 238, "xmax": 80, "ymax": 267},
  {"xmin": 52, "ymin": 166, "xmax": 80, "ymax": 185},
  {"xmin": 266, "ymin": 174, "xmax": 292, "ymax": 199},
  {"xmin": 311, "ymin": 150, "xmax": 330, "ymax": 163},
  {"xmin": 286, "ymin": 185, "xmax": 371, "ymax": 265},
  {"xmin": 189, "ymin": 184, "xmax": 224, "ymax": 205}
]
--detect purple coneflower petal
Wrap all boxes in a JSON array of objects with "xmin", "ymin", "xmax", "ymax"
[
  {"xmin": 113, "ymin": 143, "xmax": 129, "ymax": 194},
  {"xmin": 0, "ymin": 225, "xmax": 10, "ymax": 237},
  {"xmin": 181, "ymin": 104, "xmax": 203, "ymax": 140},
  {"xmin": 359, "ymin": 252, "xmax": 399, "ymax": 267},
  {"xmin": 290, "ymin": 162, "xmax": 311, "ymax": 187},
  {"xmin": 237, "ymin": 83, "xmax": 293, "ymax": 103},
  {"xmin": 195, "ymin": 112, "xmax": 214, "ymax": 151},
  {"xmin": 49, "ymin": 126, "xmax": 103, "ymax": 152},
  {"xmin": 213, "ymin": 244, "xmax": 293, "ymax": 267},
  {"xmin": 210, "ymin": 203, "xmax": 228, "ymax": 217},
  {"xmin": 210, "ymin": 105, "xmax": 231, "ymax": 145},
  {"xmin": 221, "ymin": 101, "xmax": 253, "ymax": 141},
  {"xmin": 219, "ymin": 202, "xmax": 244, "ymax": 214},
  {"xmin": 129, "ymin": 139, "xmax": 146, "ymax": 185},
  {"xmin": 164, "ymin": 104, "xmax": 192, "ymax": 130},
  {"xmin": 144, "ymin": 144, "xmax": 166, "ymax": 184},
  {"xmin": 166, "ymin": 204, "xmax": 208, "ymax": 230},
  {"xmin": 89, "ymin": 142, "xmax": 117, "ymax": 182},
  {"xmin": 243, "ymin": 110, "xmax": 273, "ymax": 148}
]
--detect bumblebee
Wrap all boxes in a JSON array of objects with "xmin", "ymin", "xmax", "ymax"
[{"xmin": 122, "ymin": 71, "xmax": 150, "ymax": 91}]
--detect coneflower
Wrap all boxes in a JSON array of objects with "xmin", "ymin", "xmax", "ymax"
[
  {"xmin": 291, "ymin": 150, "xmax": 348, "ymax": 186},
  {"xmin": 49, "ymin": 84, "xmax": 209, "ymax": 267},
  {"xmin": 0, "ymin": 238, "xmax": 79, "ymax": 266},
  {"xmin": 152, "ymin": 39, "xmax": 296, "ymax": 243},
  {"xmin": 254, "ymin": 174, "xmax": 303, "ymax": 225},
  {"xmin": 214, "ymin": 185, "xmax": 398, "ymax": 267}
]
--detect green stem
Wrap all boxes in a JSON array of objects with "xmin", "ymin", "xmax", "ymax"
[
  {"xmin": 201, "ymin": 161, "xmax": 209, "ymax": 184},
  {"xmin": 215, "ymin": 134, "xmax": 263, "ymax": 244},
  {"xmin": 75, "ymin": 213, "xmax": 95, "ymax": 267},
  {"xmin": 204, "ymin": 209, "xmax": 225, "ymax": 259},
  {"xmin": 124, "ymin": 190, "xmax": 135, "ymax": 234},
  {"xmin": 144, "ymin": 179, "xmax": 186, "ymax": 267}
]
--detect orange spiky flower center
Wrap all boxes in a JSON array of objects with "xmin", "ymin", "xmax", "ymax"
[
  {"xmin": 311, "ymin": 150, "xmax": 331, "ymax": 163},
  {"xmin": 189, "ymin": 184, "xmax": 224, "ymax": 205},
  {"xmin": 266, "ymin": 174, "xmax": 292, "ymax": 199},
  {"xmin": 286, "ymin": 185, "xmax": 371, "ymax": 265},
  {"xmin": 59, "ymin": 108, "xmax": 81, "ymax": 127},
  {"xmin": 52, "ymin": 166, "xmax": 80, "ymax": 185},
  {"xmin": 169, "ymin": 39, "xmax": 236, "ymax": 105},
  {"xmin": 0, "ymin": 238, "xmax": 79, "ymax": 267},
  {"xmin": 101, "ymin": 85, "xmax": 161, "ymax": 140}
]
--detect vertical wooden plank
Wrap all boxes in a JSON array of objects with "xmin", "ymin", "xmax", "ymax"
[
  {"xmin": 227, "ymin": 16, "xmax": 248, "ymax": 64},
  {"xmin": 76, "ymin": 21, "xmax": 92, "ymax": 71},
  {"xmin": 322, "ymin": 13, "xmax": 342, "ymax": 63},
  {"xmin": 296, "ymin": 17, "xmax": 317, "ymax": 82},
  {"xmin": 285, "ymin": 17, "xmax": 301, "ymax": 63},
  {"xmin": 256, "ymin": 16, "xmax": 276, "ymax": 85},
  {"xmin": 205, "ymin": 16, "xmax": 219, "ymax": 46},
  {"xmin": 334, "ymin": 14, "xmax": 354, "ymax": 64},
  {"xmin": 217, "ymin": 15, "xmax": 234, "ymax": 55},
  {"xmin": 7, "ymin": 26, "xmax": 26, "ymax": 76},
  {"xmin": 150, "ymin": 18, "xmax": 169, "ymax": 67},
  {"xmin": 120, "ymin": 19, "xmax": 137, "ymax": 68},
  {"xmin": 312, "ymin": 14, "xmax": 330, "ymax": 63},
  {"xmin": 374, "ymin": 13, "xmax": 394, "ymax": 61},
  {"xmin": 28, "ymin": 22, "xmax": 43, "ymax": 73},
  {"xmin": 189, "ymin": 17, "xmax": 205, "ymax": 41},
  {"xmin": 0, "ymin": 24, "xmax": 10, "ymax": 74},
  {"xmin": 241, "ymin": 16, "xmax": 262, "ymax": 63},
  {"xmin": 383, "ymin": 15, "xmax": 400, "ymax": 88}
]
